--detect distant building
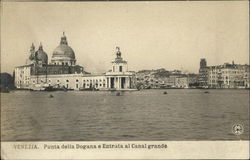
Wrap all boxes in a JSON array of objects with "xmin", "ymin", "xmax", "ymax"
[
  {"xmin": 243, "ymin": 65, "xmax": 250, "ymax": 88},
  {"xmin": 135, "ymin": 57, "xmax": 249, "ymax": 89},
  {"xmin": 198, "ymin": 58, "xmax": 208, "ymax": 87},
  {"xmin": 135, "ymin": 69, "xmax": 191, "ymax": 89},
  {"xmin": 14, "ymin": 33, "xmax": 136, "ymax": 90},
  {"xmin": 175, "ymin": 76, "xmax": 189, "ymax": 88},
  {"xmin": 198, "ymin": 59, "xmax": 250, "ymax": 89},
  {"xmin": 187, "ymin": 74, "xmax": 199, "ymax": 87}
]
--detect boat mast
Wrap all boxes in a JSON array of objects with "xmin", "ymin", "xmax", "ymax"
[
  {"xmin": 45, "ymin": 63, "xmax": 48, "ymax": 83},
  {"xmin": 36, "ymin": 63, "xmax": 39, "ymax": 84},
  {"xmin": 35, "ymin": 52, "xmax": 39, "ymax": 84}
]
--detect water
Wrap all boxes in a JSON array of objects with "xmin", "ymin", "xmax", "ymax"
[{"xmin": 1, "ymin": 89, "xmax": 249, "ymax": 141}]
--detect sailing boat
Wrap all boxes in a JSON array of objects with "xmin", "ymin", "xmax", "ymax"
[{"xmin": 30, "ymin": 83, "xmax": 46, "ymax": 91}]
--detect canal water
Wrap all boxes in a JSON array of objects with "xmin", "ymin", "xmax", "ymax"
[{"xmin": 1, "ymin": 89, "xmax": 249, "ymax": 141}]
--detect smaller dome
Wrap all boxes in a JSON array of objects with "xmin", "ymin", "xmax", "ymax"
[{"xmin": 35, "ymin": 44, "xmax": 48, "ymax": 64}]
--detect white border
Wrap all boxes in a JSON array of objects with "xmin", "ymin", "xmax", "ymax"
[{"xmin": 1, "ymin": 141, "xmax": 249, "ymax": 159}]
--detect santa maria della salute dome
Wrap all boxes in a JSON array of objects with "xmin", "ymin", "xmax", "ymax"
[
  {"xmin": 51, "ymin": 32, "xmax": 76, "ymax": 66},
  {"xmin": 14, "ymin": 32, "xmax": 136, "ymax": 91}
]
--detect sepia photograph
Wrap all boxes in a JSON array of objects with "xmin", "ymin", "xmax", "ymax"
[{"xmin": 0, "ymin": 0, "xmax": 249, "ymax": 159}]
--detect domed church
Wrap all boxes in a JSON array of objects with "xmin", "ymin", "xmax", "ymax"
[
  {"xmin": 28, "ymin": 33, "xmax": 84, "ymax": 76},
  {"xmin": 14, "ymin": 33, "xmax": 136, "ymax": 90},
  {"xmin": 51, "ymin": 32, "xmax": 76, "ymax": 66}
]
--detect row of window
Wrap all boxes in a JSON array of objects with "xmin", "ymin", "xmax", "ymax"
[
  {"xmin": 83, "ymin": 79, "xmax": 105, "ymax": 82},
  {"xmin": 210, "ymin": 71, "xmax": 244, "ymax": 74},
  {"xmin": 209, "ymin": 80, "xmax": 216, "ymax": 83},
  {"xmin": 83, "ymin": 83, "xmax": 105, "ymax": 87},
  {"xmin": 17, "ymin": 80, "xmax": 29, "ymax": 84},
  {"xmin": 34, "ymin": 79, "xmax": 107, "ymax": 83},
  {"xmin": 65, "ymin": 83, "xmax": 107, "ymax": 89},
  {"xmin": 52, "ymin": 61, "xmax": 74, "ymax": 66}
]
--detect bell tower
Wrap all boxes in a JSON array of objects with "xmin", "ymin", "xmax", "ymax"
[
  {"xmin": 200, "ymin": 58, "xmax": 207, "ymax": 69},
  {"xmin": 26, "ymin": 43, "xmax": 36, "ymax": 65}
]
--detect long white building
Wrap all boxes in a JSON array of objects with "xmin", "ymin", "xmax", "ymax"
[{"xmin": 14, "ymin": 33, "xmax": 136, "ymax": 90}]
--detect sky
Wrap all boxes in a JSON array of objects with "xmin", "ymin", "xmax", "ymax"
[{"xmin": 1, "ymin": 1, "xmax": 249, "ymax": 74}]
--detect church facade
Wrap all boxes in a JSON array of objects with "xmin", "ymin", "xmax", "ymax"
[{"xmin": 14, "ymin": 33, "xmax": 136, "ymax": 90}]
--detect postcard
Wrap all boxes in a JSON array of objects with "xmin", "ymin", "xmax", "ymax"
[{"xmin": 1, "ymin": 0, "xmax": 249, "ymax": 159}]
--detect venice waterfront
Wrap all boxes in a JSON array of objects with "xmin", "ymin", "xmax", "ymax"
[{"xmin": 1, "ymin": 89, "xmax": 249, "ymax": 141}]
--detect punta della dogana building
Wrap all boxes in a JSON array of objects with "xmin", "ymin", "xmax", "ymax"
[{"xmin": 14, "ymin": 33, "xmax": 136, "ymax": 91}]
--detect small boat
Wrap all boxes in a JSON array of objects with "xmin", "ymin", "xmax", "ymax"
[
  {"xmin": 79, "ymin": 87, "xmax": 99, "ymax": 91},
  {"xmin": 44, "ymin": 86, "xmax": 57, "ymax": 91},
  {"xmin": 116, "ymin": 92, "xmax": 121, "ymax": 96},
  {"xmin": 30, "ymin": 84, "xmax": 46, "ymax": 91},
  {"xmin": 109, "ymin": 88, "xmax": 117, "ymax": 92},
  {"xmin": 163, "ymin": 91, "xmax": 168, "ymax": 94},
  {"xmin": 49, "ymin": 94, "xmax": 54, "ymax": 98},
  {"xmin": 204, "ymin": 91, "xmax": 209, "ymax": 94},
  {"xmin": 45, "ymin": 86, "xmax": 72, "ymax": 91}
]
